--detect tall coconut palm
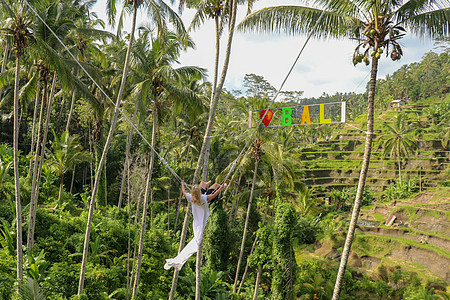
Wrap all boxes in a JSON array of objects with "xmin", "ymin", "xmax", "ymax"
[
  {"xmin": 239, "ymin": 1, "xmax": 449, "ymax": 298},
  {"xmin": 27, "ymin": 0, "xmax": 95, "ymax": 250},
  {"xmin": 65, "ymin": 14, "xmax": 113, "ymax": 133},
  {"xmin": 168, "ymin": 0, "xmax": 241, "ymax": 297},
  {"xmin": 106, "ymin": 0, "xmax": 186, "ymax": 210},
  {"xmin": 45, "ymin": 131, "xmax": 91, "ymax": 205},
  {"xmin": 0, "ymin": 0, "xmax": 34, "ymax": 293},
  {"xmin": 382, "ymin": 113, "xmax": 418, "ymax": 183},
  {"xmin": 77, "ymin": 0, "xmax": 186, "ymax": 293},
  {"xmin": 77, "ymin": 2, "xmax": 137, "ymax": 294},
  {"xmin": 129, "ymin": 31, "xmax": 205, "ymax": 298}
]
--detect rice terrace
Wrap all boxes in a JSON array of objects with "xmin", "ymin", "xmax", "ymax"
[{"xmin": 0, "ymin": 0, "xmax": 449, "ymax": 299}]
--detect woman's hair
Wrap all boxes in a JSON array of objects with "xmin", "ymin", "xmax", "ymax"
[{"xmin": 191, "ymin": 185, "xmax": 203, "ymax": 205}]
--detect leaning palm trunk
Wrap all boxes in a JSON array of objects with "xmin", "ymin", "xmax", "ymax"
[
  {"xmin": 118, "ymin": 104, "xmax": 139, "ymax": 209},
  {"xmin": 28, "ymin": 80, "xmax": 41, "ymax": 175},
  {"xmin": 233, "ymin": 159, "xmax": 259, "ymax": 293},
  {"xmin": 200, "ymin": 15, "xmax": 221, "ymax": 180},
  {"xmin": 170, "ymin": 0, "xmax": 238, "ymax": 298},
  {"xmin": 77, "ymin": 4, "xmax": 138, "ymax": 295},
  {"xmin": 194, "ymin": 0, "xmax": 237, "ymax": 182},
  {"xmin": 332, "ymin": 56, "xmax": 378, "ymax": 300},
  {"xmin": 13, "ymin": 51, "xmax": 23, "ymax": 294},
  {"xmin": 27, "ymin": 74, "xmax": 57, "ymax": 249},
  {"xmin": 28, "ymin": 78, "xmax": 46, "ymax": 204},
  {"xmin": 252, "ymin": 265, "xmax": 262, "ymax": 300},
  {"xmin": 131, "ymin": 99, "xmax": 157, "ymax": 298},
  {"xmin": 127, "ymin": 181, "xmax": 144, "ymax": 300},
  {"xmin": 65, "ymin": 69, "xmax": 80, "ymax": 133}
]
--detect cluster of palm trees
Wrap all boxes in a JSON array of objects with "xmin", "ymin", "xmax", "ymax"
[{"xmin": 1, "ymin": 0, "xmax": 448, "ymax": 298}]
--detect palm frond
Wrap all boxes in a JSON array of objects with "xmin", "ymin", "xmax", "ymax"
[
  {"xmin": 18, "ymin": 277, "xmax": 45, "ymax": 300},
  {"xmin": 238, "ymin": 5, "xmax": 361, "ymax": 39},
  {"xmin": 399, "ymin": 7, "xmax": 450, "ymax": 38}
]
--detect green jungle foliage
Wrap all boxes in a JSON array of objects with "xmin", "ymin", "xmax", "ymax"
[{"xmin": 0, "ymin": 1, "xmax": 449, "ymax": 298}]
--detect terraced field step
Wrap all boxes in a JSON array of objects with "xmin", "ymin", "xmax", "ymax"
[
  {"xmin": 354, "ymin": 233, "xmax": 450, "ymax": 281},
  {"xmin": 356, "ymin": 226, "xmax": 450, "ymax": 253}
]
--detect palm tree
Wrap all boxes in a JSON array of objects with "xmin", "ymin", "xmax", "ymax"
[
  {"xmin": 65, "ymin": 14, "xmax": 113, "ymax": 133},
  {"xmin": 382, "ymin": 113, "xmax": 418, "ymax": 183},
  {"xmin": 46, "ymin": 131, "xmax": 91, "ymax": 205},
  {"xmin": 78, "ymin": 0, "xmax": 186, "ymax": 293},
  {"xmin": 77, "ymin": 0, "xmax": 137, "ymax": 292},
  {"xmin": 0, "ymin": 0, "xmax": 34, "ymax": 292},
  {"xmin": 169, "ymin": 0, "xmax": 243, "ymax": 296},
  {"xmin": 27, "ymin": 0, "xmax": 94, "ymax": 250},
  {"xmin": 239, "ymin": 1, "xmax": 449, "ymax": 298},
  {"xmin": 129, "ymin": 31, "xmax": 205, "ymax": 298}
]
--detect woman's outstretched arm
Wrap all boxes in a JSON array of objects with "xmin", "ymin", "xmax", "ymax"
[{"xmin": 206, "ymin": 183, "xmax": 227, "ymax": 202}]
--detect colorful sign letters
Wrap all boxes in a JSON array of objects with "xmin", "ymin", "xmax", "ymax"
[{"xmin": 248, "ymin": 102, "xmax": 346, "ymax": 128}]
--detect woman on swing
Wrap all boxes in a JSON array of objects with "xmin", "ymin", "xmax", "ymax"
[{"xmin": 164, "ymin": 180, "xmax": 227, "ymax": 271}]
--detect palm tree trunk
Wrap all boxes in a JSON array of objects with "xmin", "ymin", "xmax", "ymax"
[
  {"xmin": 169, "ymin": 195, "xmax": 191, "ymax": 299},
  {"xmin": 132, "ymin": 99, "xmax": 157, "ymax": 298},
  {"xmin": 332, "ymin": 55, "xmax": 378, "ymax": 300},
  {"xmin": 173, "ymin": 135, "xmax": 192, "ymax": 232},
  {"xmin": 128, "ymin": 183, "xmax": 143, "ymax": 300},
  {"xmin": 58, "ymin": 175, "xmax": 64, "ymax": 205},
  {"xmin": 200, "ymin": 15, "xmax": 220, "ymax": 180},
  {"xmin": 77, "ymin": 4, "xmax": 138, "ymax": 295},
  {"xmin": 118, "ymin": 104, "xmax": 139, "ymax": 209},
  {"xmin": 233, "ymin": 159, "xmax": 259, "ymax": 293},
  {"xmin": 237, "ymin": 198, "xmax": 270, "ymax": 294},
  {"xmin": 171, "ymin": 1, "xmax": 238, "ymax": 297},
  {"xmin": 29, "ymin": 81, "xmax": 46, "ymax": 189},
  {"xmin": 65, "ymin": 74, "xmax": 78, "ymax": 133},
  {"xmin": 398, "ymin": 156, "xmax": 401, "ymax": 184},
  {"xmin": 70, "ymin": 165, "xmax": 75, "ymax": 193},
  {"xmin": 193, "ymin": 0, "xmax": 237, "ymax": 182},
  {"xmin": 0, "ymin": 40, "xmax": 9, "ymax": 98},
  {"xmin": 27, "ymin": 74, "xmax": 56, "ymax": 249},
  {"xmin": 13, "ymin": 51, "xmax": 23, "ymax": 294},
  {"xmin": 252, "ymin": 265, "xmax": 262, "ymax": 300},
  {"xmin": 28, "ymin": 80, "xmax": 41, "ymax": 176}
]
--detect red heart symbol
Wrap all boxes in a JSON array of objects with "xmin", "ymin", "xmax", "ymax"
[{"xmin": 260, "ymin": 109, "xmax": 273, "ymax": 127}]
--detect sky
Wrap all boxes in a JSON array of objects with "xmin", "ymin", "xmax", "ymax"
[{"xmin": 92, "ymin": 0, "xmax": 440, "ymax": 98}]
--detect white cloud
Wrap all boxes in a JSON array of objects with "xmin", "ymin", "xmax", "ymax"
[{"xmin": 92, "ymin": 0, "xmax": 438, "ymax": 98}]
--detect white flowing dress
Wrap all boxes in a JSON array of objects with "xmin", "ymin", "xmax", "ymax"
[{"xmin": 164, "ymin": 193, "xmax": 210, "ymax": 270}]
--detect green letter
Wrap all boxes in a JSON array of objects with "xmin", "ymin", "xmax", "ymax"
[{"xmin": 282, "ymin": 107, "xmax": 293, "ymax": 126}]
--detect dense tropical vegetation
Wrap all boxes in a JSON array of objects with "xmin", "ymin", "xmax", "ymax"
[{"xmin": 0, "ymin": 0, "xmax": 449, "ymax": 299}]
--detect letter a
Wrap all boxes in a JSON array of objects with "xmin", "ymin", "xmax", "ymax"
[
  {"xmin": 301, "ymin": 106, "xmax": 311, "ymax": 125},
  {"xmin": 282, "ymin": 107, "xmax": 293, "ymax": 126},
  {"xmin": 320, "ymin": 104, "xmax": 332, "ymax": 124}
]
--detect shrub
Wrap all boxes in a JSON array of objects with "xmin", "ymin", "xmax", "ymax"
[
  {"xmin": 0, "ymin": 251, "xmax": 15, "ymax": 299},
  {"xmin": 383, "ymin": 178, "xmax": 418, "ymax": 202}
]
